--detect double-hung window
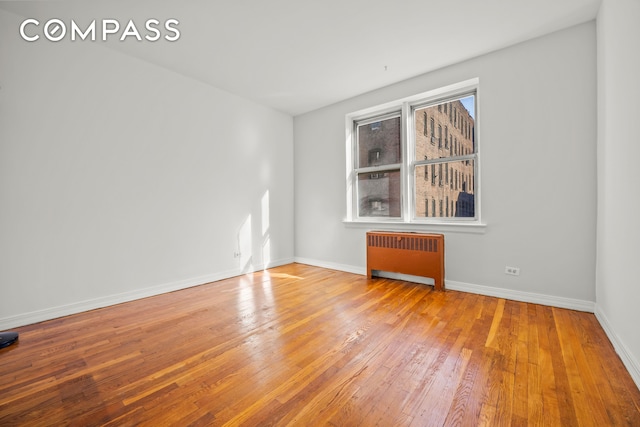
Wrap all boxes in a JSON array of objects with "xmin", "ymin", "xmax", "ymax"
[
  {"xmin": 346, "ymin": 78, "xmax": 480, "ymax": 226},
  {"xmin": 352, "ymin": 113, "xmax": 402, "ymax": 217}
]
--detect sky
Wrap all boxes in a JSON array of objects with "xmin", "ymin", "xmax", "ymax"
[{"xmin": 460, "ymin": 95, "xmax": 475, "ymax": 119}]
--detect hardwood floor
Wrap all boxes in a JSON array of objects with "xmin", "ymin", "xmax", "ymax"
[{"xmin": 1, "ymin": 263, "xmax": 639, "ymax": 426}]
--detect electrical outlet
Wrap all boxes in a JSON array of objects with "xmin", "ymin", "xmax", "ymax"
[{"xmin": 505, "ymin": 266, "xmax": 520, "ymax": 276}]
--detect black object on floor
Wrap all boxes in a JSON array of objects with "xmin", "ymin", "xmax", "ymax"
[{"xmin": 0, "ymin": 332, "xmax": 19, "ymax": 349}]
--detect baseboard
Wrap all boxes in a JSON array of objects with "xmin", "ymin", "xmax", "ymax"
[
  {"xmin": 0, "ymin": 257, "xmax": 294, "ymax": 330},
  {"xmin": 294, "ymin": 257, "xmax": 366, "ymax": 275},
  {"xmin": 594, "ymin": 305, "xmax": 640, "ymax": 390},
  {"xmin": 294, "ymin": 258, "xmax": 595, "ymax": 312},
  {"xmin": 446, "ymin": 280, "xmax": 595, "ymax": 312}
]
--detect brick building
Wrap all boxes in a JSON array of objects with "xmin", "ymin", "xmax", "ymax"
[
  {"xmin": 355, "ymin": 97, "xmax": 475, "ymax": 218},
  {"xmin": 356, "ymin": 116, "xmax": 402, "ymax": 217},
  {"xmin": 415, "ymin": 98, "xmax": 475, "ymax": 218}
]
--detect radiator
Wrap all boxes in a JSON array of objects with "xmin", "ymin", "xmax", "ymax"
[{"xmin": 366, "ymin": 231, "xmax": 445, "ymax": 291}]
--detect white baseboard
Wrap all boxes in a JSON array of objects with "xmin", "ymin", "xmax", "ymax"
[
  {"xmin": 294, "ymin": 257, "xmax": 366, "ymax": 276},
  {"xmin": 0, "ymin": 257, "xmax": 294, "ymax": 330},
  {"xmin": 295, "ymin": 258, "xmax": 595, "ymax": 313},
  {"xmin": 446, "ymin": 280, "xmax": 595, "ymax": 312},
  {"xmin": 594, "ymin": 306, "xmax": 640, "ymax": 390}
]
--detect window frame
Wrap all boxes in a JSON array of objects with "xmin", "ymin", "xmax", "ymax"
[
  {"xmin": 351, "ymin": 111, "xmax": 404, "ymax": 221},
  {"xmin": 345, "ymin": 78, "xmax": 483, "ymax": 230}
]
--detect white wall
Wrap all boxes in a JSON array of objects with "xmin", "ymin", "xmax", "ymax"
[
  {"xmin": 595, "ymin": 0, "xmax": 640, "ymax": 387},
  {"xmin": 294, "ymin": 23, "xmax": 597, "ymax": 307},
  {"xmin": 0, "ymin": 9, "xmax": 294, "ymax": 329}
]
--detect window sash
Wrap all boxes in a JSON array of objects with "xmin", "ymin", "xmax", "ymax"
[
  {"xmin": 353, "ymin": 111, "xmax": 404, "ymax": 220},
  {"xmin": 412, "ymin": 158, "xmax": 477, "ymax": 220}
]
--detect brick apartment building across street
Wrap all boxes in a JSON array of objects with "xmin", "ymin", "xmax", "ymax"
[{"xmin": 356, "ymin": 96, "xmax": 475, "ymax": 219}]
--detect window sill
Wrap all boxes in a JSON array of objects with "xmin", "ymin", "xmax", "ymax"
[{"xmin": 342, "ymin": 219, "xmax": 487, "ymax": 234}]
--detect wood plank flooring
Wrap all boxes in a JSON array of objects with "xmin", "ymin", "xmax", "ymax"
[{"xmin": 1, "ymin": 263, "xmax": 639, "ymax": 426}]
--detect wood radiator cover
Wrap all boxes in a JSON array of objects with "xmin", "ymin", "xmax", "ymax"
[{"xmin": 366, "ymin": 231, "xmax": 445, "ymax": 291}]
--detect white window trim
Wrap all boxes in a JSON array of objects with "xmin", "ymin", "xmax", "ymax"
[{"xmin": 345, "ymin": 78, "xmax": 485, "ymax": 232}]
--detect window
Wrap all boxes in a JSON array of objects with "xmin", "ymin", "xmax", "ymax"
[
  {"xmin": 368, "ymin": 148, "xmax": 383, "ymax": 165},
  {"xmin": 422, "ymin": 112, "xmax": 427, "ymax": 136},
  {"xmin": 430, "ymin": 118, "xmax": 436, "ymax": 144},
  {"xmin": 353, "ymin": 113, "xmax": 402, "ymax": 218},
  {"xmin": 444, "ymin": 126, "xmax": 449, "ymax": 149},
  {"xmin": 346, "ymin": 79, "xmax": 480, "ymax": 224}
]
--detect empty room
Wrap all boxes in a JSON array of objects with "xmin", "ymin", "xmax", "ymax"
[{"xmin": 1, "ymin": 0, "xmax": 639, "ymax": 425}]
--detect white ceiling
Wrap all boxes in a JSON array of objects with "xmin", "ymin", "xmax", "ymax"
[{"xmin": 1, "ymin": 0, "xmax": 601, "ymax": 115}]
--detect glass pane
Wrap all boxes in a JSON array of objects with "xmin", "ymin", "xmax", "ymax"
[
  {"xmin": 415, "ymin": 160, "xmax": 475, "ymax": 218},
  {"xmin": 357, "ymin": 116, "xmax": 401, "ymax": 168},
  {"xmin": 358, "ymin": 170, "xmax": 401, "ymax": 217},
  {"xmin": 415, "ymin": 95, "xmax": 475, "ymax": 161}
]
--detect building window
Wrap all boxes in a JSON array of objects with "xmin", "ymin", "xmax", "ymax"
[
  {"xmin": 450, "ymin": 166, "xmax": 454, "ymax": 189},
  {"xmin": 444, "ymin": 126, "xmax": 449, "ymax": 149},
  {"xmin": 370, "ymin": 198, "xmax": 384, "ymax": 212},
  {"xmin": 423, "ymin": 156, "xmax": 428, "ymax": 180},
  {"xmin": 431, "ymin": 164, "xmax": 436, "ymax": 186},
  {"xmin": 368, "ymin": 148, "xmax": 382, "ymax": 165},
  {"xmin": 423, "ymin": 112, "xmax": 428, "ymax": 136},
  {"xmin": 346, "ymin": 79, "xmax": 479, "ymax": 223},
  {"xmin": 430, "ymin": 117, "xmax": 436, "ymax": 144}
]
